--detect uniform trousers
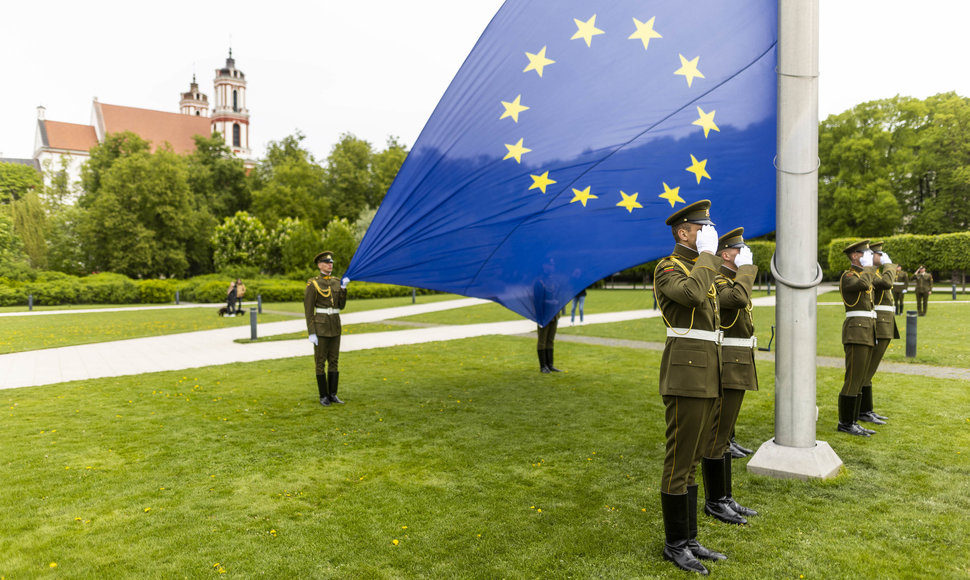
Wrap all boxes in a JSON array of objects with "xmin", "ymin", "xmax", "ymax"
[
  {"xmin": 536, "ymin": 318, "xmax": 558, "ymax": 349},
  {"xmin": 841, "ymin": 343, "xmax": 873, "ymax": 396},
  {"xmin": 916, "ymin": 292, "xmax": 929, "ymax": 316},
  {"xmin": 863, "ymin": 338, "xmax": 891, "ymax": 388},
  {"xmin": 892, "ymin": 292, "xmax": 904, "ymax": 315},
  {"xmin": 314, "ymin": 336, "xmax": 340, "ymax": 374},
  {"xmin": 704, "ymin": 389, "xmax": 745, "ymax": 459},
  {"xmin": 662, "ymin": 395, "xmax": 716, "ymax": 495}
]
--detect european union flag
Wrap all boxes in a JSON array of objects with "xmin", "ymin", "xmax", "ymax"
[{"xmin": 347, "ymin": 0, "xmax": 777, "ymax": 324}]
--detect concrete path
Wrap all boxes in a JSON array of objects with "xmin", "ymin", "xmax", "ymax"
[{"xmin": 4, "ymin": 284, "xmax": 968, "ymax": 389}]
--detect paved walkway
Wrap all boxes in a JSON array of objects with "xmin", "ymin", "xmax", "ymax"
[{"xmin": 3, "ymin": 285, "xmax": 968, "ymax": 389}]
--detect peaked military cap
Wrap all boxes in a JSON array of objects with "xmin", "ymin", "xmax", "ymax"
[
  {"xmin": 868, "ymin": 240, "xmax": 884, "ymax": 253},
  {"xmin": 313, "ymin": 250, "xmax": 335, "ymax": 265},
  {"xmin": 717, "ymin": 227, "xmax": 746, "ymax": 252},
  {"xmin": 843, "ymin": 239, "xmax": 869, "ymax": 255},
  {"xmin": 665, "ymin": 199, "xmax": 714, "ymax": 226}
]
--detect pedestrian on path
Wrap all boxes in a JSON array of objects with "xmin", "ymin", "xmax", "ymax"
[
  {"xmin": 570, "ymin": 286, "xmax": 587, "ymax": 325},
  {"xmin": 653, "ymin": 199, "xmax": 726, "ymax": 575},
  {"xmin": 305, "ymin": 251, "xmax": 349, "ymax": 406}
]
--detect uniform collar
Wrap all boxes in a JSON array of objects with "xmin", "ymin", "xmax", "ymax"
[
  {"xmin": 672, "ymin": 244, "xmax": 699, "ymax": 261},
  {"xmin": 719, "ymin": 264, "xmax": 737, "ymax": 279}
]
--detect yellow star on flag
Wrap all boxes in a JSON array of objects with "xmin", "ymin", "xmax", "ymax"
[
  {"xmin": 500, "ymin": 95, "xmax": 530, "ymax": 123},
  {"xmin": 629, "ymin": 16, "xmax": 662, "ymax": 50},
  {"xmin": 570, "ymin": 186, "xmax": 598, "ymax": 207},
  {"xmin": 658, "ymin": 182, "xmax": 685, "ymax": 207},
  {"xmin": 674, "ymin": 54, "xmax": 705, "ymax": 87},
  {"xmin": 529, "ymin": 171, "xmax": 557, "ymax": 194},
  {"xmin": 523, "ymin": 46, "xmax": 555, "ymax": 77},
  {"xmin": 503, "ymin": 138, "xmax": 532, "ymax": 163},
  {"xmin": 571, "ymin": 15, "xmax": 605, "ymax": 47},
  {"xmin": 692, "ymin": 106, "xmax": 720, "ymax": 138},
  {"xmin": 616, "ymin": 191, "xmax": 643, "ymax": 213},
  {"xmin": 686, "ymin": 154, "xmax": 711, "ymax": 183}
]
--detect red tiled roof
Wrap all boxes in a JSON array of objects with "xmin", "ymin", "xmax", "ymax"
[
  {"xmin": 43, "ymin": 120, "xmax": 98, "ymax": 152},
  {"xmin": 97, "ymin": 102, "xmax": 211, "ymax": 154}
]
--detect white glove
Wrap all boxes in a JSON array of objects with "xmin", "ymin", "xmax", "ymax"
[
  {"xmin": 735, "ymin": 246, "xmax": 753, "ymax": 267},
  {"xmin": 341, "ymin": 277, "xmax": 350, "ymax": 289},
  {"xmin": 860, "ymin": 250, "xmax": 874, "ymax": 267},
  {"xmin": 695, "ymin": 225, "xmax": 719, "ymax": 254},
  {"xmin": 880, "ymin": 252, "xmax": 892, "ymax": 265},
  {"xmin": 308, "ymin": 334, "xmax": 318, "ymax": 346}
]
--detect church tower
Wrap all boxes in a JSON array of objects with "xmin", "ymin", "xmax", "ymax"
[
  {"xmin": 179, "ymin": 75, "xmax": 209, "ymax": 117},
  {"xmin": 211, "ymin": 49, "xmax": 251, "ymax": 158}
]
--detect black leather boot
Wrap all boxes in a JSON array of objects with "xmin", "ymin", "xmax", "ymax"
[
  {"xmin": 702, "ymin": 457, "xmax": 747, "ymax": 525},
  {"xmin": 328, "ymin": 372, "xmax": 344, "ymax": 404},
  {"xmin": 853, "ymin": 395, "xmax": 874, "ymax": 434},
  {"xmin": 730, "ymin": 435, "xmax": 753, "ymax": 456},
  {"xmin": 723, "ymin": 452, "xmax": 758, "ymax": 517},
  {"xmin": 538, "ymin": 349, "xmax": 550, "ymax": 373},
  {"xmin": 858, "ymin": 385, "xmax": 887, "ymax": 423},
  {"xmin": 660, "ymin": 491, "xmax": 709, "ymax": 575},
  {"xmin": 687, "ymin": 485, "xmax": 727, "ymax": 561},
  {"xmin": 316, "ymin": 375, "xmax": 331, "ymax": 406},
  {"xmin": 544, "ymin": 348, "xmax": 562, "ymax": 372},
  {"xmin": 837, "ymin": 395, "xmax": 869, "ymax": 436}
]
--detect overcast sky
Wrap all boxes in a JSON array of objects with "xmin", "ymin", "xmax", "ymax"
[{"xmin": 1, "ymin": 1, "xmax": 967, "ymax": 161}]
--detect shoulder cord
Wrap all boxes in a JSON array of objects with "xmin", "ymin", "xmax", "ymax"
[
  {"xmin": 659, "ymin": 256, "xmax": 716, "ymax": 334},
  {"xmin": 311, "ymin": 279, "xmax": 332, "ymax": 299},
  {"xmin": 840, "ymin": 273, "xmax": 870, "ymax": 307}
]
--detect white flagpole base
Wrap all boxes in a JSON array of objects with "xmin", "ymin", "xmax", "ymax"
[{"xmin": 745, "ymin": 438, "xmax": 843, "ymax": 480}]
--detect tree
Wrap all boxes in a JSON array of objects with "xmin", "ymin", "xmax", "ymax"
[
  {"xmin": 0, "ymin": 162, "xmax": 43, "ymax": 204},
  {"xmin": 186, "ymin": 133, "xmax": 251, "ymax": 220},
  {"xmin": 250, "ymin": 133, "xmax": 330, "ymax": 229},
  {"xmin": 79, "ymin": 132, "xmax": 151, "ymax": 207},
  {"xmin": 0, "ymin": 210, "xmax": 28, "ymax": 271},
  {"xmin": 9, "ymin": 191, "xmax": 48, "ymax": 268},
  {"xmin": 323, "ymin": 133, "xmax": 375, "ymax": 221},
  {"xmin": 211, "ymin": 211, "xmax": 269, "ymax": 272},
  {"xmin": 267, "ymin": 217, "xmax": 321, "ymax": 276},
  {"xmin": 370, "ymin": 136, "xmax": 408, "ymax": 208},
  {"xmin": 320, "ymin": 217, "xmax": 357, "ymax": 275},
  {"xmin": 41, "ymin": 155, "xmax": 76, "ymax": 209},
  {"xmin": 78, "ymin": 148, "xmax": 201, "ymax": 277},
  {"xmin": 46, "ymin": 206, "xmax": 86, "ymax": 275}
]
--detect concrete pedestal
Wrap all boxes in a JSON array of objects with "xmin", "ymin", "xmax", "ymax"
[{"xmin": 746, "ymin": 438, "xmax": 843, "ymax": 481}]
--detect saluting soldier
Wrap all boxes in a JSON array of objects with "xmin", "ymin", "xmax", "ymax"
[
  {"xmin": 859, "ymin": 241, "xmax": 897, "ymax": 425},
  {"xmin": 913, "ymin": 265, "xmax": 933, "ymax": 316},
  {"xmin": 892, "ymin": 265, "xmax": 909, "ymax": 315},
  {"xmin": 702, "ymin": 228, "xmax": 758, "ymax": 526},
  {"xmin": 305, "ymin": 251, "xmax": 348, "ymax": 406},
  {"xmin": 653, "ymin": 200, "xmax": 726, "ymax": 575},
  {"xmin": 838, "ymin": 240, "xmax": 879, "ymax": 437}
]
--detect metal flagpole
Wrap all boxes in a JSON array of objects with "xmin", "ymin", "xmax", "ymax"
[{"xmin": 746, "ymin": 0, "xmax": 843, "ymax": 480}]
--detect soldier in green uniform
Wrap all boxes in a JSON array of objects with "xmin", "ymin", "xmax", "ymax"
[
  {"xmin": 859, "ymin": 241, "xmax": 897, "ymax": 425},
  {"xmin": 653, "ymin": 200, "xmax": 726, "ymax": 575},
  {"xmin": 913, "ymin": 265, "xmax": 933, "ymax": 316},
  {"xmin": 702, "ymin": 227, "xmax": 758, "ymax": 526},
  {"xmin": 304, "ymin": 251, "xmax": 348, "ymax": 406},
  {"xmin": 838, "ymin": 240, "xmax": 880, "ymax": 437},
  {"xmin": 892, "ymin": 265, "xmax": 909, "ymax": 315}
]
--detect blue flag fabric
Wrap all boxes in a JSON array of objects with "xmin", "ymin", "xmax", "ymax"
[{"xmin": 347, "ymin": 0, "xmax": 777, "ymax": 325}]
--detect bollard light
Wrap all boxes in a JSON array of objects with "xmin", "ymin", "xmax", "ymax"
[
  {"xmin": 175, "ymin": 290, "xmax": 180, "ymax": 305},
  {"xmin": 28, "ymin": 294, "xmax": 33, "ymax": 311},
  {"xmin": 257, "ymin": 294, "xmax": 262, "ymax": 314},
  {"xmin": 250, "ymin": 308, "xmax": 258, "ymax": 341},
  {"xmin": 905, "ymin": 310, "xmax": 917, "ymax": 358}
]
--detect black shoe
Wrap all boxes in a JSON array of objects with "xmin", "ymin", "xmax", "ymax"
[
  {"xmin": 701, "ymin": 457, "xmax": 747, "ymax": 525},
  {"xmin": 730, "ymin": 437, "xmax": 753, "ymax": 456},
  {"xmin": 856, "ymin": 423, "xmax": 876, "ymax": 435},
  {"xmin": 327, "ymin": 372, "xmax": 343, "ymax": 404},
  {"xmin": 538, "ymin": 349, "xmax": 549, "ymax": 373},
  {"xmin": 728, "ymin": 442, "xmax": 747, "ymax": 459},
  {"xmin": 870, "ymin": 411, "xmax": 889, "ymax": 421},
  {"xmin": 328, "ymin": 394, "xmax": 345, "ymax": 404},
  {"xmin": 320, "ymin": 397, "xmax": 331, "ymax": 407},
  {"xmin": 728, "ymin": 497, "xmax": 758, "ymax": 517},
  {"xmin": 837, "ymin": 422, "xmax": 870, "ymax": 437},
  {"xmin": 858, "ymin": 411, "xmax": 886, "ymax": 425},
  {"xmin": 722, "ymin": 453, "xmax": 758, "ymax": 517},
  {"xmin": 661, "ymin": 492, "xmax": 709, "ymax": 575},
  {"xmin": 686, "ymin": 485, "xmax": 727, "ymax": 562},
  {"xmin": 544, "ymin": 348, "xmax": 562, "ymax": 372}
]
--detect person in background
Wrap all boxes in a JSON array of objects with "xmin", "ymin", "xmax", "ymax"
[
  {"xmin": 226, "ymin": 278, "xmax": 245, "ymax": 315},
  {"xmin": 892, "ymin": 265, "xmax": 909, "ymax": 315},
  {"xmin": 570, "ymin": 286, "xmax": 588, "ymax": 325},
  {"xmin": 913, "ymin": 265, "xmax": 933, "ymax": 316}
]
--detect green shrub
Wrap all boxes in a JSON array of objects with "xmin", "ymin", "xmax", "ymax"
[
  {"xmin": 82, "ymin": 273, "xmax": 138, "ymax": 304},
  {"xmin": 137, "ymin": 279, "xmax": 178, "ymax": 304},
  {"xmin": 0, "ymin": 283, "xmax": 26, "ymax": 306},
  {"xmin": 23, "ymin": 277, "xmax": 82, "ymax": 305}
]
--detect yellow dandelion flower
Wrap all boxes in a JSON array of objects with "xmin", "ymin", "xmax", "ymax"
[
  {"xmin": 144, "ymin": 507, "xmax": 151, "ymax": 512},
  {"xmin": 392, "ymin": 539, "xmax": 399, "ymax": 546},
  {"xmin": 49, "ymin": 562, "xmax": 57, "ymax": 568}
]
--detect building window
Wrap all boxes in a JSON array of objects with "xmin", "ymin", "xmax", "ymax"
[
  {"xmin": 195, "ymin": 111, "xmax": 201, "ymax": 116},
  {"xmin": 233, "ymin": 90, "xmax": 238, "ymax": 112},
  {"xmin": 233, "ymin": 123, "xmax": 241, "ymax": 147}
]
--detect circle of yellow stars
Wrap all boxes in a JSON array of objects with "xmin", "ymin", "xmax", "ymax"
[{"xmin": 498, "ymin": 13, "xmax": 722, "ymax": 213}]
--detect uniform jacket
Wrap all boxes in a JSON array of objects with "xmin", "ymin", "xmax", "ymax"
[
  {"xmin": 840, "ymin": 264, "xmax": 876, "ymax": 346},
  {"xmin": 892, "ymin": 270, "xmax": 909, "ymax": 295},
  {"xmin": 914, "ymin": 271, "xmax": 934, "ymax": 294},
  {"xmin": 872, "ymin": 265, "xmax": 900, "ymax": 340},
  {"xmin": 654, "ymin": 244, "xmax": 722, "ymax": 397},
  {"xmin": 715, "ymin": 263, "xmax": 758, "ymax": 391},
  {"xmin": 304, "ymin": 275, "xmax": 348, "ymax": 337}
]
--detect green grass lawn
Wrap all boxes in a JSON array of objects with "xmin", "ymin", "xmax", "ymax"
[{"xmin": 1, "ymin": 336, "xmax": 968, "ymax": 578}]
